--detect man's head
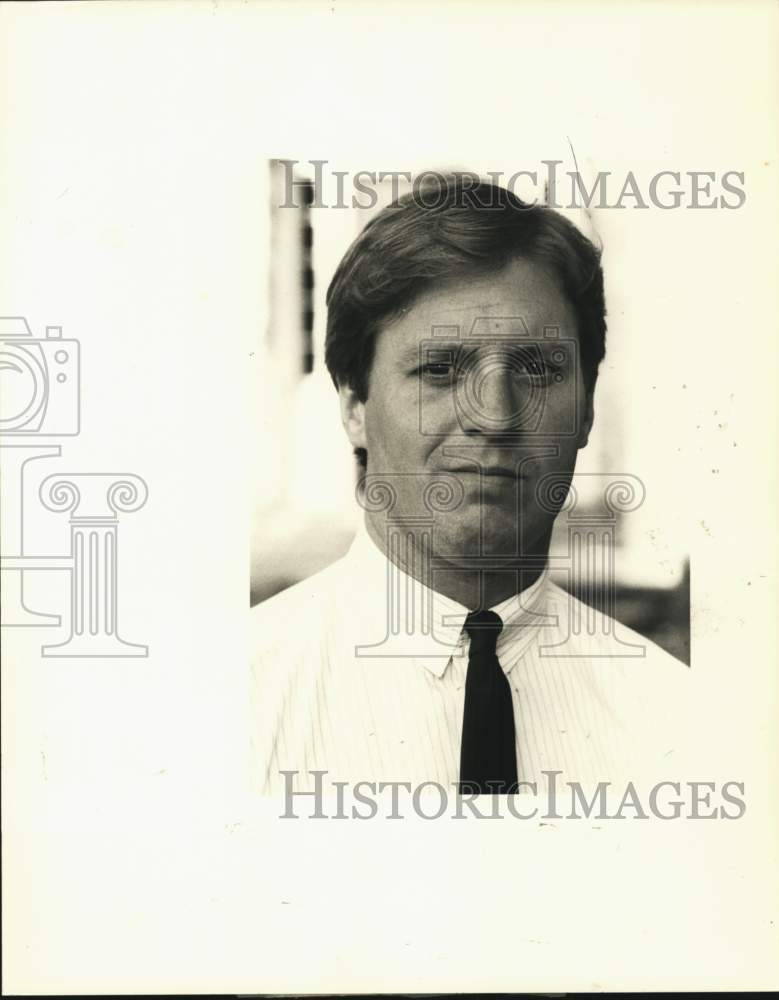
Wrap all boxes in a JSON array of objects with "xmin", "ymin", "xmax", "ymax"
[{"xmin": 325, "ymin": 175, "xmax": 606, "ymax": 571}]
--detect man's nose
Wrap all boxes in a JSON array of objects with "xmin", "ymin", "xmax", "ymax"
[{"xmin": 458, "ymin": 362, "xmax": 527, "ymax": 434}]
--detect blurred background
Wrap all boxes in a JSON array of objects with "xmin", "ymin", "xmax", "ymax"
[{"xmin": 251, "ymin": 157, "xmax": 690, "ymax": 663}]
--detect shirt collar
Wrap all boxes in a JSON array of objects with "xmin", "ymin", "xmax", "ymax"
[{"xmin": 345, "ymin": 518, "xmax": 549, "ymax": 678}]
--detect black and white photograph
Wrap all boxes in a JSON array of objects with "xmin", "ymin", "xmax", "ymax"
[
  {"xmin": 251, "ymin": 161, "xmax": 697, "ymax": 797},
  {"xmin": 2, "ymin": 0, "xmax": 778, "ymax": 995}
]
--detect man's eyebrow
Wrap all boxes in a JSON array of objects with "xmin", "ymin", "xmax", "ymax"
[
  {"xmin": 400, "ymin": 343, "xmax": 460, "ymax": 364},
  {"xmin": 397, "ymin": 347, "xmax": 422, "ymax": 365}
]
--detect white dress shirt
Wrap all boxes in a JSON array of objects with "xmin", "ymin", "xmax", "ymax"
[{"xmin": 251, "ymin": 520, "xmax": 692, "ymax": 794}]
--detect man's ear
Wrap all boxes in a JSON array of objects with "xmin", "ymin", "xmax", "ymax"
[
  {"xmin": 577, "ymin": 390, "xmax": 595, "ymax": 449},
  {"xmin": 338, "ymin": 383, "xmax": 367, "ymax": 451}
]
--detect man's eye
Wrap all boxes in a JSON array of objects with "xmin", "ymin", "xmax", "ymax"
[
  {"xmin": 420, "ymin": 363, "xmax": 455, "ymax": 378},
  {"xmin": 417, "ymin": 359, "xmax": 561, "ymax": 381},
  {"xmin": 518, "ymin": 359, "xmax": 564, "ymax": 380},
  {"xmin": 520, "ymin": 359, "xmax": 548, "ymax": 377}
]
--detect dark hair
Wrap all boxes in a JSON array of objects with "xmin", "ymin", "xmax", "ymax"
[{"xmin": 325, "ymin": 174, "xmax": 606, "ymax": 468}]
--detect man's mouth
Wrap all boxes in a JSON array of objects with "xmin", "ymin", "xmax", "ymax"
[{"xmin": 443, "ymin": 466, "xmax": 521, "ymax": 480}]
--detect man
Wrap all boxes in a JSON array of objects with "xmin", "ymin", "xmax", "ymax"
[{"xmin": 252, "ymin": 176, "xmax": 690, "ymax": 796}]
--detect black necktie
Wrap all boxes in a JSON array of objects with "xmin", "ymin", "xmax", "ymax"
[{"xmin": 459, "ymin": 610, "xmax": 519, "ymax": 794}]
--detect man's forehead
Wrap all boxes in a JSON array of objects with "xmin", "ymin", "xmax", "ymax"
[
  {"xmin": 404, "ymin": 297, "xmax": 572, "ymax": 322},
  {"xmin": 393, "ymin": 291, "xmax": 576, "ymax": 341},
  {"xmin": 380, "ymin": 260, "xmax": 579, "ymax": 352},
  {"xmin": 389, "ymin": 314, "xmax": 577, "ymax": 354},
  {"xmin": 428, "ymin": 316, "xmax": 560, "ymax": 339}
]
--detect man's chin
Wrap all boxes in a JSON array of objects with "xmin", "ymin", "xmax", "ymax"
[
  {"xmin": 432, "ymin": 518, "xmax": 517, "ymax": 560},
  {"xmin": 431, "ymin": 513, "xmax": 553, "ymax": 562}
]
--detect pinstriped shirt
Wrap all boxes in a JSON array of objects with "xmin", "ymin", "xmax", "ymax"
[{"xmin": 251, "ymin": 521, "xmax": 692, "ymax": 794}]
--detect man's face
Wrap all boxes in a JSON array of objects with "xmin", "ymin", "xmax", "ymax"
[{"xmin": 340, "ymin": 257, "xmax": 594, "ymax": 563}]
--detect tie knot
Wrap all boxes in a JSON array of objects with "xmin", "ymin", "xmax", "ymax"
[{"xmin": 463, "ymin": 609, "xmax": 503, "ymax": 655}]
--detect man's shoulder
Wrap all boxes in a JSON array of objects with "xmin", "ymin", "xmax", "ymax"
[
  {"xmin": 544, "ymin": 580, "xmax": 688, "ymax": 674},
  {"xmin": 250, "ymin": 554, "xmax": 349, "ymax": 658},
  {"xmin": 542, "ymin": 581, "xmax": 695, "ymax": 775}
]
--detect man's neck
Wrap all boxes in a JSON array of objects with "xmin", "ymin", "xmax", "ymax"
[{"xmin": 364, "ymin": 516, "xmax": 549, "ymax": 611}]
